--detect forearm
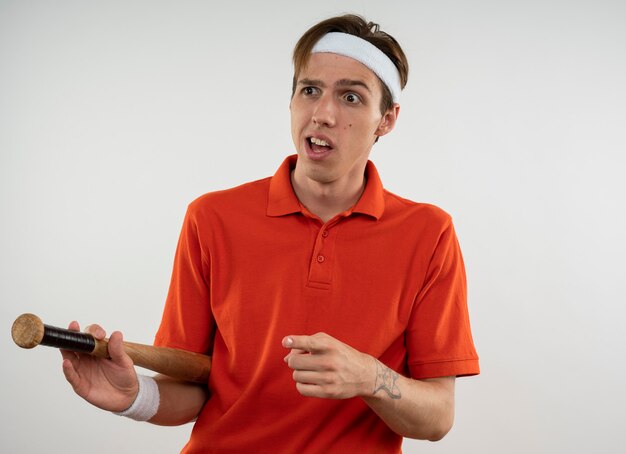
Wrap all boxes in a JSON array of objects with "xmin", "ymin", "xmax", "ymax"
[
  {"xmin": 148, "ymin": 374, "xmax": 210, "ymax": 426},
  {"xmin": 283, "ymin": 333, "xmax": 456, "ymax": 440},
  {"xmin": 361, "ymin": 361, "xmax": 455, "ymax": 441}
]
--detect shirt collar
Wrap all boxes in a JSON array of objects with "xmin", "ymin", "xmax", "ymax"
[{"xmin": 267, "ymin": 155, "xmax": 385, "ymax": 220}]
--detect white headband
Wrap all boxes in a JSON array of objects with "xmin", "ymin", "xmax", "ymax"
[{"xmin": 311, "ymin": 32, "xmax": 402, "ymax": 103}]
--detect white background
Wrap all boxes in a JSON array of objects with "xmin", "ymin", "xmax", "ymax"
[{"xmin": 1, "ymin": 1, "xmax": 625, "ymax": 453}]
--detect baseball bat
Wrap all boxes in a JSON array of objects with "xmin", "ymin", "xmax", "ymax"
[{"xmin": 11, "ymin": 313, "xmax": 211, "ymax": 383}]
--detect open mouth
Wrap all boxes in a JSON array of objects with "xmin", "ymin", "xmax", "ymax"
[{"xmin": 307, "ymin": 136, "xmax": 334, "ymax": 154}]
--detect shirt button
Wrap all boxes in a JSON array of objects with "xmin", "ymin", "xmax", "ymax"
[
  {"xmin": 321, "ymin": 230, "xmax": 329, "ymax": 238},
  {"xmin": 317, "ymin": 255, "xmax": 325, "ymax": 263}
]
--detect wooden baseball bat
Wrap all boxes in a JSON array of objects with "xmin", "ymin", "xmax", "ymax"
[{"xmin": 11, "ymin": 313, "xmax": 211, "ymax": 383}]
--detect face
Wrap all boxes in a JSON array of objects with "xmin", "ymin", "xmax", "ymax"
[{"xmin": 290, "ymin": 52, "xmax": 398, "ymax": 188}]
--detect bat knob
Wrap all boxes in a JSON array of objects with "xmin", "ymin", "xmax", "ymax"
[{"xmin": 12, "ymin": 313, "xmax": 45, "ymax": 349}]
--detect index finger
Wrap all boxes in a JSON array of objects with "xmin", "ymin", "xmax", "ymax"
[
  {"xmin": 83, "ymin": 324, "xmax": 107, "ymax": 340},
  {"xmin": 282, "ymin": 335, "xmax": 321, "ymax": 353}
]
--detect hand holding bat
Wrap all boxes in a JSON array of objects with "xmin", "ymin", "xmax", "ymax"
[{"xmin": 61, "ymin": 320, "xmax": 140, "ymax": 412}]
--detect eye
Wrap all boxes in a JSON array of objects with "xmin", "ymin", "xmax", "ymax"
[
  {"xmin": 302, "ymin": 86, "xmax": 320, "ymax": 97},
  {"xmin": 343, "ymin": 92, "xmax": 362, "ymax": 104}
]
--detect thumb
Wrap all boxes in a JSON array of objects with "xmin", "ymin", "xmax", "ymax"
[{"xmin": 108, "ymin": 331, "xmax": 134, "ymax": 368}]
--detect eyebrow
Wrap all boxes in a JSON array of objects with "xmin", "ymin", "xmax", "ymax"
[{"xmin": 298, "ymin": 78, "xmax": 372, "ymax": 93}]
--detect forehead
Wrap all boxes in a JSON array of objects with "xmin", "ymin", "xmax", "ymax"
[{"xmin": 299, "ymin": 53, "xmax": 382, "ymax": 91}]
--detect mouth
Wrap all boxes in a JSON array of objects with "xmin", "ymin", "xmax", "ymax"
[{"xmin": 305, "ymin": 135, "xmax": 334, "ymax": 158}]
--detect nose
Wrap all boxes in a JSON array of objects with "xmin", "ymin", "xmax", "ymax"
[{"xmin": 311, "ymin": 94, "xmax": 337, "ymax": 128}]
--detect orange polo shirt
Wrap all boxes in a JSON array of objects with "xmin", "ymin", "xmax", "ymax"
[{"xmin": 154, "ymin": 155, "xmax": 479, "ymax": 453}]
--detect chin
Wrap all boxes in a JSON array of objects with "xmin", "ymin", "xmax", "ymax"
[{"xmin": 303, "ymin": 167, "xmax": 336, "ymax": 184}]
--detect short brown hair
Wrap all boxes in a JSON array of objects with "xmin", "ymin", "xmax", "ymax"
[{"xmin": 292, "ymin": 14, "xmax": 409, "ymax": 114}]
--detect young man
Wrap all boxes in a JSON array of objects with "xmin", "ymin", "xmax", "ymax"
[{"xmin": 62, "ymin": 15, "xmax": 479, "ymax": 453}]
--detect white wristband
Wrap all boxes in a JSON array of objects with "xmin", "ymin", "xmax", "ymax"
[{"xmin": 115, "ymin": 375, "xmax": 160, "ymax": 421}]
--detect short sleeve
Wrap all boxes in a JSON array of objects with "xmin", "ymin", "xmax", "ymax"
[
  {"xmin": 406, "ymin": 219, "xmax": 479, "ymax": 379},
  {"xmin": 154, "ymin": 206, "xmax": 215, "ymax": 354}
]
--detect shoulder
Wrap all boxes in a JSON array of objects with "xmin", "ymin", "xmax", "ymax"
[
  {"xmin": 382, "ymin": 189, "xmax": 453, "ymax": 230},
  {"xmin": 186, "ymin": 176, "xmax": 272, "ymax": 217}
]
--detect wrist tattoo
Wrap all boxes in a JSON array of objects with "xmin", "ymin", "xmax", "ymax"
[{"xmin": 373, "ymin": 360, "xmax": 401, "ymax": 400}]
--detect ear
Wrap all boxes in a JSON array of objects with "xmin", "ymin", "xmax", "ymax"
[{"xmin": 375, "ymin": 104, "xmax": 400, "ymax": 138}]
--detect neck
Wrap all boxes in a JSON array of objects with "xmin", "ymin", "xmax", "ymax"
[{"xmin": 291, "ymin": 171, "xmax": 366, "ymax": 223}]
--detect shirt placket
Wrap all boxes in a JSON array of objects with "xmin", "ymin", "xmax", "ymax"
[{"xmin": 306, "ymin": 218, "xmax": 341, "ymax": 290}]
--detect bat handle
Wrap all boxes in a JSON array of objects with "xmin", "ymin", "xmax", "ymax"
[
  {"xmin": 12, "ymin": 314, "xmax": 135, "ymax": 359},
  {"xmin": 12, "ymin": 313, "xmax": 97, "ymax": 352}
]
